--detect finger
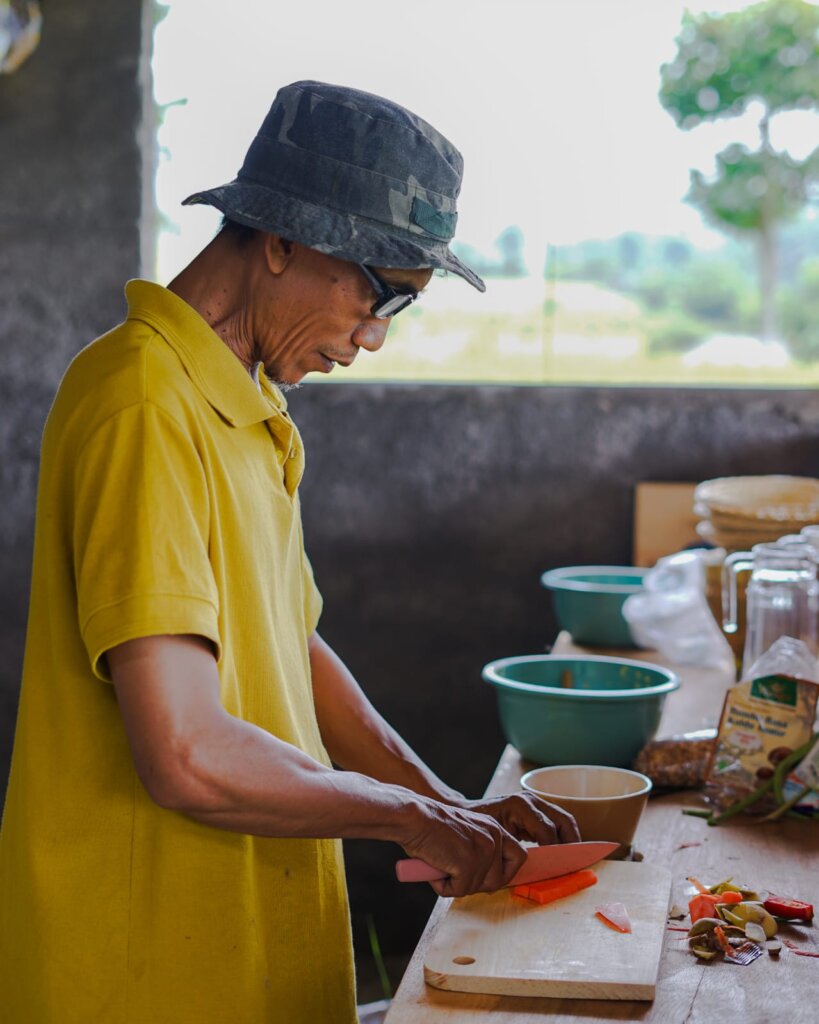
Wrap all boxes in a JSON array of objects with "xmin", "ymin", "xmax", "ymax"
[
  {"xmin": 544, "ymin": 802, "xmax": 581, "ymax": 843},
  {"xmin": 430, "ymin": 878, "xmax": 453, "ymax": 898},
  {"xmin": 514, "ymin": 808, "xmax": 559, "ymax": 845},
  {"xmin": 523, "ymin": 795, "xmax": 581, "ymax": 843},
  {"xmin": 501, "ymin": 835, "xmax": 527, "ymax": 887}
]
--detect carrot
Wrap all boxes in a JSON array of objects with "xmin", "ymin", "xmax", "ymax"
[
  {"xmin": 687, "ymin": 876, "xmax": 711, "ymax": 895},
  {"xmin": 689, "ymin": 893, "xmax": 721, "ymax": 923},
  {"xmin": 595, "ymin": 901, "xmax": 632, "ymax": 933},
  {"xmin": 714, "ymin": 925, "xmax": 733, "ymax": 956},
  {"xmin": 688, "ymin": 888, "xmax": 743, "ymax": 923},
  {"xmin": 513, "ymin": 869, "xmax": 598, "ymax": 906}
]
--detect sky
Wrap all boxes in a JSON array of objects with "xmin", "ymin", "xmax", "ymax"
[{"xmin": 151, "ymin": 0, "xmax": 819, "ymax": 282}]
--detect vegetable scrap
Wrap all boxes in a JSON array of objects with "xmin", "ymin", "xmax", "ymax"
[
  {"xmin": 782, "ymin": 939, "xmax": 819, "ymax": 959},
  {"xmin": 763, "ymin": 896, "xmax": 813, "ymax": 922},
  {"xmin": 594, "ymin": 902, "xmax": 632, "ymax": 933},
  {"xmin": 723, "ymin": 942, "xmax": 763, "ymax": 966},
  {"xmin": 689, "ymin": 891, "xmax": 741, "ymax": 924},
  {"xmin": 681, "ymin": 876, "xmax": 815, "ymax": 965},
  {"xmin": 512, "ymin": 869, "xmax": 597, "ymax": 906}
]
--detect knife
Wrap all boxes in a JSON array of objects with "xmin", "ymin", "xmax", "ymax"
[{"xmin": 395, "ymin": 840, "xmax": 619, "ymax": 886}]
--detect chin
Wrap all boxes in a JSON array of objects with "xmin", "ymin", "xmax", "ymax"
[{"xmin": 272, "ymin": 378, "xmax": 304, "ymax": 392}]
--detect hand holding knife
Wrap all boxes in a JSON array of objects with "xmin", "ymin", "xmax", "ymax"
[{"xmin": 396, "ymin": 840, "xmax": 618, "ymax": 887}]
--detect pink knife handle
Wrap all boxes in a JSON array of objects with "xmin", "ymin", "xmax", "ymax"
[{"xmin": 395, "ymin": 858, "xmax": 448, "ymax": 883}]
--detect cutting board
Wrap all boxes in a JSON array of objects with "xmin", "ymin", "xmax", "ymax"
[{"xmin": 424, "ymin": 860, "xmax": 671, "ymax": 1001}]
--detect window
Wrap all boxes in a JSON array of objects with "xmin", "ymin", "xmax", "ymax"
[{"xmin": 151, "ymin": 0, "xmax": 819, "ymax": 386}]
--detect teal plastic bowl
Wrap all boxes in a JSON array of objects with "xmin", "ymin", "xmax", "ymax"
[
  {"xmin": 541, "ymin": 565, "xmax": 647, "ymax": 648},
  {"xmin": 483, "ymin": 654, "xmax": 679, "ymax": 767}
]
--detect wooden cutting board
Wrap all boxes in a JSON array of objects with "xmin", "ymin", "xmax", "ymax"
[{"xmin": 424, "ymin": 860, "xmax": 672, "ymax": 1001}]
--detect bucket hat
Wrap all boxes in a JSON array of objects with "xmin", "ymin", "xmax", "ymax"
[{"xmin": 183, "ymin": 80, "xmax": 485, "ymax": 292}]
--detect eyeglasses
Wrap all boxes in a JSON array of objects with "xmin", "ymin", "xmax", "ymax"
[{"xmin": 358, "ymin": 264, "xmax": 419, "ymax": 319}]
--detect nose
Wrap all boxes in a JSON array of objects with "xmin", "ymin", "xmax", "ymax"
[{"xmin": 352, "ymin": 318, "xmax": 390, "ymax": 353}]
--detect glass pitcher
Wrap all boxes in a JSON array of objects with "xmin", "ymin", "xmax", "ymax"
[{"xmin": 722, "ymin": 541, "xmax": 818, "ymax": 677}]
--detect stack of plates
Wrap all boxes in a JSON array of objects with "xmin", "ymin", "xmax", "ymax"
[{"xmin": 694, "ymin": 475, "xmax": 819, "ymax": 551}]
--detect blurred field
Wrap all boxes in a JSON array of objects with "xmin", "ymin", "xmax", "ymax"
[{"xmin": 335, "ymin": 276, "xmax": 819, "ymax": 388}]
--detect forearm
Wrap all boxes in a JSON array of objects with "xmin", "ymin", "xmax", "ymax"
[
  {"xmin": 157, "ymin": 711, "xmax": 431, "ymax": 842},
  {"xmin": 108, "ymin": 633, "xmax": 435, "ymax": 843},
  {"xmin": 107, "ymin": 635, "xmax": 567, "ymax": 896},
  {"xmin": 309, "ymin": 632, "xmax": 466, "ymax": 805}
]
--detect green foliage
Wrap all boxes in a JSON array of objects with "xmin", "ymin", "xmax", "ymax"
[
  {"xmin": 779, "ymin": 210, "xmax": 819, "ymax": 282},
  {"xmin": 779, "ymin": 257, "xmax": 819, "ymax": 361},
  {"xmin": 659, "ymin": 0, "xmax": 819, "ymax": 341},
  {"xmin": 659, "ymin": 0, "xmax": 819, "ymax": 128},
  {"xmin": 636, "ymin": 270, "xmax": 673, "ymax": 311},
  {"xmin": 689, "ymin": 144, "xmax": 816, "ymax": 233},
  {"xmin": 646, "ymin": 313, "xmax": 708, "ymax": 355},
  {"xmin": 673, "ymin": 259, "xmax": 757, "ymax": 325},
  {"xmin": 451, "ymin": 226, "xmax": 527, "ymax": 278},
  {"xmin": 550, "ymin": 233, "xmax": 695, "ymax": 291}
]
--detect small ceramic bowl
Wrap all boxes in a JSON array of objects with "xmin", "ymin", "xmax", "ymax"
[{"xmin": 521, "ymin": 764, "xmax": 652, "ymax": 858}]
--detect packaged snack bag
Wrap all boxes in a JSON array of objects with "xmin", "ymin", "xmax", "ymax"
[{"xmin": 705, "ymin": 637, "xmax": 819, "ymax": 811}]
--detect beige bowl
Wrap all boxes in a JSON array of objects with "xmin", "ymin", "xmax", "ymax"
[{"xmin": 521, "ymin": 765, "xmax": 652, "ymax": 859}]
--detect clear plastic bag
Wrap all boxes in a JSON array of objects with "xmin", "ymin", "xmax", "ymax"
[{"xmin": 622, "ymin": 550, "xmax": 733, "ymax": 667}]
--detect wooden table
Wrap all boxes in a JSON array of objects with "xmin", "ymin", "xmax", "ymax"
[{"xmin": 385, "ymin": 634, "xmax": 819, "ymax": 1024}]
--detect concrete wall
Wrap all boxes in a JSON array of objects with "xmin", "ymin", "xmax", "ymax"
[
  {"xmin": 0, "ymin": 0, "xmax": 146, "ymax": 771},
  {"xmin": 3, "ymin": 0, "xmax": 819, "ymax": 966}
]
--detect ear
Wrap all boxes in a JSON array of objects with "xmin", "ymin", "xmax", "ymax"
[{"xmin": 262, "ymin": 234, "xmax": 295, "ymax": 275}]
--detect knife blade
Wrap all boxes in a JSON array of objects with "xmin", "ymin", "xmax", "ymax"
[{"xmin": 395, "ymin": 841, "xmax": 619, "ymax": 886}]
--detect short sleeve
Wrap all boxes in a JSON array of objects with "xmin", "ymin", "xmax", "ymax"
[{"xmin": 73, "ymin": 401, "xmax": 221, "ymax": 681}]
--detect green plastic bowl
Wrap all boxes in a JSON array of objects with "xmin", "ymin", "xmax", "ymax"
[
  {"xmin": 482, "ymin": 654, "xmax": 679, "ymax": 768},
  {"xmin": 541, "ymin": 565, "xmax": 647, "ymax": 648}
]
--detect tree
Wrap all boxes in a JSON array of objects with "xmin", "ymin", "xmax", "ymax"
[{"xmin": 659, "ymin": 0, "xmax": 819, "ymax": 343}]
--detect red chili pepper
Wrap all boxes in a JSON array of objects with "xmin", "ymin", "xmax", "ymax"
[{"xmin": 763, "ymin": 896, "xmax": 814, "ymax": 922}]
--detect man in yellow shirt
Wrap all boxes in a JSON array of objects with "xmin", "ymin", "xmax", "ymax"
[{"xmin": 0, "ymin": 81, "xmax": 577, "ymax": 1023}]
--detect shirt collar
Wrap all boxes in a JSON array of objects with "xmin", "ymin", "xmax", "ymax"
[{"xmin": 124, "ymin": 279, "xmax": 289, "ymax": 428}]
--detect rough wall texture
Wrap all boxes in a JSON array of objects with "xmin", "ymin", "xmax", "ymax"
[
  {"xmin": 0, "ymin": 1, "xmax": 145, "ymax": 775},
  {"xmin": 2, "ymin": 0, "xmax": 819, "ymax": 967}
]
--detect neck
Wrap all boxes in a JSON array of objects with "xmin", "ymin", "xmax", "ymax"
[{"xmin": 167, "ymin": 236, "xmax": 257, "ymax": 370}]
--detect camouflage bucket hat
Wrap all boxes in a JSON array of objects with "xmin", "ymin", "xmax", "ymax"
[{"xmin": 182, "ymin": 80, "xmax": 485, "ymax": 292}]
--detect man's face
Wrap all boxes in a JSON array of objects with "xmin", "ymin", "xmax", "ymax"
[{"xmin": 254, "ymin": 243, "xmax": 433, "ymax": 386}]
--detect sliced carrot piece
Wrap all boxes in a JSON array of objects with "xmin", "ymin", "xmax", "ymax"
[
  {"xmin": 714, "ymin": 925, "xmax": 733, "ymax": 956},
  {"xmin": 716, "ymin": 891, "xmax": 742, "ymax": 905},
  {"xmin": 595, "ymin": 901, "xmax": 632, "ymax": 933},
  {"xmin": 512, "ymin": 868, "xmax": 597, "ymax": 906},
  {"xmin": 687, "ymin": 876, "xmax": 711, "ymax": 895},
  {"xmin": 689, "ymin": 893, "xmax": 721, "ymax": 923}
]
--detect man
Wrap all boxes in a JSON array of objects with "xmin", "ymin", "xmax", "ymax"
[{"xmin": 0, "ymin": 81, "xmax": 577, "ymax": 1023}]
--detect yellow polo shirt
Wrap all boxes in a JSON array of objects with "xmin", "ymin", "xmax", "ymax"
[{"xmin": 0, "ymin": 281, "xmax": 356, "ymax": 1023}]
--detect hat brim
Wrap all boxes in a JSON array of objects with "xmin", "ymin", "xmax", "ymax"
[{"xmin": 182, "ymin": 181, "xmax": 486, "ymax": 293}]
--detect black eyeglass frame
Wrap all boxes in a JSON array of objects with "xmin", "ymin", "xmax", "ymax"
[{"xmin": 358, "ymin": 264, "xmax": 419, "ymax": 319}]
